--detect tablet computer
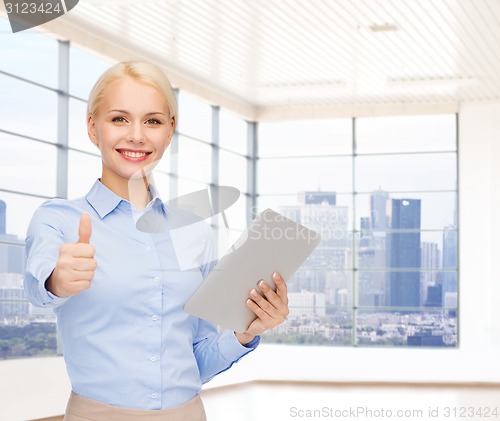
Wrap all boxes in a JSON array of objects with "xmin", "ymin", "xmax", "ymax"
[{"xmin": 184, "ymin": 208, "xmax": 321, "ymax": 332}]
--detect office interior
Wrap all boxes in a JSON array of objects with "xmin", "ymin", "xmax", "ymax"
[{"xmin": 1, "ymin": 1, "xmax": 500, "ymax": 420}]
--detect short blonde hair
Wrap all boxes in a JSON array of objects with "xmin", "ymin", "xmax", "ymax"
[{"xmin": 87, "ymin": 61, "xmax": 178, "ymax": 129}]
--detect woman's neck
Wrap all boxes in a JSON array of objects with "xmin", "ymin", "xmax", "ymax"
[
  {"xmin": 126, "ymin": 177, "xmax": 152, "ymax": 210},
  {"xmin": 100, "ymin": 172, "xmax": 152, "ymax": 210}
]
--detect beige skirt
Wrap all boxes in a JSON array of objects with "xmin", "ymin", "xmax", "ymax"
[{"xmin": 64, "ymin": 391, "xmax": 207, "ymax": 421}]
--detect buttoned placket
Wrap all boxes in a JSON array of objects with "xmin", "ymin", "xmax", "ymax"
[{"xmin": 142, "ymin": 232, "xmax": 164, "ymax": 409}]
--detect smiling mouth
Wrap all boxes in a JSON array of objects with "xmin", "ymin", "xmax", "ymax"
[{"xmin": 116, "ymin": 149, "xmax": 152, "ymax": 159}]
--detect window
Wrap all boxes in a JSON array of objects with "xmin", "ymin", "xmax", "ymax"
[
  {"xmin": 258, "ymin": 115, "xmax": 458, "ymax": 347},
  {"xmin": 69, "ymin": 45, "xmax": 114, "ymax": 100},
  {"xmin": 0, "ymin": 13, "xmax": 458, "ymax": 356},
  {"xmin": 176, "ymin": 91, "xmax": 212, "ymax": 142},
  {"xmin": 0, "ymin": 74, "xmax": 58, "ymax": 143},
  {"xmin": 0, "ymin": 17, "xmax": 58, "ymax": 88},
  {"xmin": 0, "ymin": 17, "xmax": 60, "ymax": 358}
]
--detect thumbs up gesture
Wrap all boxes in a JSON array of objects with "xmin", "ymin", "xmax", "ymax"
[{"xmin": 46, "ymin": 213, "xmax": 97, "ymax": 298}]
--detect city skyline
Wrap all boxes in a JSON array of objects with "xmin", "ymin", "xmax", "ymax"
[{"xmin": 264, "ymin": 188, "xmax": 458, "ymax": 347}]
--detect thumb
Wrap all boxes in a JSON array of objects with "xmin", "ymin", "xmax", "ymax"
[{"xmin": 78, "ymin": 213, "xmax": 92, "ymax": 244}]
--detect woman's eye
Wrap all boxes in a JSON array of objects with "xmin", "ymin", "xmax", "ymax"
[
  {"xmin": 146, "ymin": 118, "xmax": 161, "ymax": 125},
  {"xmin": 112, "ymin": 117, "xmax": 126, "ymax": 123}
]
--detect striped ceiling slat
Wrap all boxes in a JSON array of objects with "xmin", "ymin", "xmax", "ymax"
[{"xmin": 43, "ymin": 0, "xmax": 500, "ymax": 118}]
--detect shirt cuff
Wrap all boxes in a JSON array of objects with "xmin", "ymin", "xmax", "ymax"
[
  {"xmin": 218, "ymin": 329, "xmax": 260, "ymax": 362},
  {"xmin": 36, "ymin": 269, "xmax": 68, "ymax": 307}
]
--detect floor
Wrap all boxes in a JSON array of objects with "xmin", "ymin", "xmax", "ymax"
[
  {"xmin": 35, "ymin": 381, "xmax": 500, "ymax": 421},
  {"xmin": 201, "ymin": 381, "xmax": 500, "ymax": 421}
]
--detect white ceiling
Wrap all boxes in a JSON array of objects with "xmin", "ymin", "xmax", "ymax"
[{"xmin": 7, "ymin": 0, "xmax": 500, "ymax": 120}]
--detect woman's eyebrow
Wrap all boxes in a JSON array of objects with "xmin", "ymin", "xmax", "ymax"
[{"xmin": 107, "ymin": 110, "xmax": 166, "ymax": 116}]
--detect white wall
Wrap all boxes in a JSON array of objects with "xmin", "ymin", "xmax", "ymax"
[{"xmin": 2, "ymin": 102, "xmax": 500, "ymax": 421}]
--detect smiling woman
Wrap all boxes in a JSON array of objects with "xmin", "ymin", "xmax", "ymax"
[{"xmin": 22, "ymin": 61, "xmax": 290, "ymax": 421}]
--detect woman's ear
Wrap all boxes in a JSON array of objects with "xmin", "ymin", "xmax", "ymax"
[
  {"xmin": 87, "ymin": 114, "xmax": 99, "ymax": 148},
  {"xmin": 165, "ymin": 117, "xmax": 175, "ymax": 149},
  {"xmin": 170, "ymin": 117, "xmax": 175, "ymax": 135}
]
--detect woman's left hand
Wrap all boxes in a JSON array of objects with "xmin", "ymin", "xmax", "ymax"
[{"xmin": 235, "ymin": 272, "xmax": 289, "ymax": 345}]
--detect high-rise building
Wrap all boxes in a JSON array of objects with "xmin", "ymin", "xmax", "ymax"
[
  {"xmin": 425, "ymin": 284, "xmax": 443, "ymax": 307},
  {"xmin": 370, "ymin": 189, "xmax": 389, "ymax": 230},
  {"xmin": 420, "ymin": 242, "xmax": 440, "ymax": 304},
  {"xmin": 0, "ymin": 235, "xmax": 24, "ymax": 274},
  {"xmin": 280, "ymin": 192, "xmax": 349, "ymax": 306},
  {"xmin": 357, "ymin": 190, "xmax": 390, "ymax": 307},
  {"xmin": 386, "ymin": 199, "xmax": 422, "ymax": 308},
  {"xmin": 442, "ymin": 225, "xmax": 458, "ymax": 309},
  {"xmin": 0, "ymin": 273, "xmax": 29, "ymax": 321},
  {"xmin": 0, "ymin": 200, "xmax": 24, "ymax": 274},
  {"xmin": 0, "ymin": 200, "xmax": 6, "ymax": 235}
]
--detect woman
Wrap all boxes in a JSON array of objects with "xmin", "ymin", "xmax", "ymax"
[{"xmin": 24, "ymin": 61, "xmax": 289, "ymax": 420}]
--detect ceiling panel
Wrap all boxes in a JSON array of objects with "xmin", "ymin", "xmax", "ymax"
[{"xmin": 5, "ymin": 0, "xmax": 499, "ymax": 119}]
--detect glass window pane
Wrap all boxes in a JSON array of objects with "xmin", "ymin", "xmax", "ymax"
[
  {"xmin": 154, "ymin": 143, "xmax": 175, "ymax": 175},
  {"xmin": 0, "ymin": 74, "xmax": 58, "ymax": 143},
  {"xmin": 256, "ymin": 194, "xmax": 308, "ymax": 214},
  {"xmin": 257, "ymin": 194, "xmax": 354, "ymax": 270},
  {"xmin": 355, "ymin": 153, "xmax": 457, "ymax": 192},
  {"xmin": 69, "ymin": 46, "xmax": 115, "ymax": 99},
  {"xmin": 356, "ymin": 310, "xmax": 457, "ymax": 347},
  {"xmin": 177, "ymin": 92, "xmax": 211, "ymax": 142},
  {"xmin": 220, "ymin": 109, "xmax": 247, "ymax": 155},
  {"xmin": 356, "ymin": 114, "xmax": 457, "ymax": 154},
  {"xmin": 0, "ymin": 315, "xmax": 57, "ymax": 359},
  {"xmin": 355, "ymin": 191, "xmax": 457, "ymax": 231},
  {"xmin": 258, "ymin": 156, "xmax": 352, "ymax": 194},
  {"xmin": 257, "ymin": 193, "xmax": 354, "ymax": 275},
  {"xmin": 257, "ymin": 113, "xmax": 458, "ymax": 348},
  {"xmin": 262, "ymin": 305, "xmax": 354, "ymax": 346},
  {"xmin": 68, "ymin": 151, "xmax": 101, "ymax": 199},
  {"xmin": 0, "ymin": 192, "xmax": 46, "ymax": 239},
  {"xmin": 357, "ymin": 229, "xmax": 457, "ymax": 270},
  {"xmin": 151, "ymin": 171, "xmax": 171, "ymax": 201},
  {"xmin": 178, "ymin": 136, "xmax": 212, "ymax": 183},
  {"xmin": 178, "ymin": 178, "xmax": 208, "ymax": 196},
  {"xmin": 215, "ymin": 192, "xmax": 247, "ymax": 232},
  {"xmin": 219, "ymin": 150, "xmax": 247, "ymax": 194},
  {"xmin": 212, "ymin": 226, "xmax": 245, "ymax": 261},
  {"xmin": 258, "ymin": 119, "xmax": 352, "ymax": 157},
  {"xmin": 357, "ymin": 269, "xmax": 458, "ymax": 309},
  {"xmin": 69, "ymin": 98, "xmax": 95, "ymax": 153},
  {"xmin": 0, "ymin": 134, "xmax": 57, "ymax": 197},
  {"xmin": 0, "ymin": 17, "xmax": 58, "ymax": 88},
  {"xmin": 211, "ymin": 194, "xmax": 247, "ymax": 259}
]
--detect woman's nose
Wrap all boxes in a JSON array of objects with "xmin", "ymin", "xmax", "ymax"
[{"xmin": 128, "ymin": 123, "xmax": 145, "ymax": 144}]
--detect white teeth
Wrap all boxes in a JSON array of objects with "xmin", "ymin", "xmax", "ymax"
[{"xmin": 121, "ymin": 151, "xmax": 147, "ymax": 158}]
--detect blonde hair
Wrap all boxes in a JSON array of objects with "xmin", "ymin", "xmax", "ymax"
[{"xmin": 87, "ymin": 61, "xmax": 178, "ymax": 129}]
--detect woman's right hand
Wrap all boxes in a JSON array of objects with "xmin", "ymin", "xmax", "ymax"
[{"xmin": 46, "ymin": 213, "xmax": 96, "ymax": 298}]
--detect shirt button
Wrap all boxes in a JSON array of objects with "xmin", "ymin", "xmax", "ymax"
[
  {"xmin": 146, "ymin": 246, "xmax": 152, "ymax": 252},
  {"xmin": 152, "ymin": 315, "xmax": 159, "ymax": 321},
  {"xmin": 154, "ymin": 277, "xmax": 160, "ymax": 284},
  {"xmin": 152, "ymin": 393, "xmax": 158, "ymax": 399},
  {"xmin": 150, "ymin": 356, "xmax": 157, "ymax": 362}
]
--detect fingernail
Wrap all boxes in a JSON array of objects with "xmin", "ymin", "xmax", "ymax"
[
  {"xmin": 272, "ymin": 272, "xmax": 279, "ymax": 280},
  {"xmin": 258, "ymin": 280, "xmax": 267, "ymax": 289},
  {"xmin": 251, "ymin": 289, "xmax": 259, "ymax": 297}
]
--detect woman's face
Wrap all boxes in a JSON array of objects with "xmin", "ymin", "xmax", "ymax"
[{"xmin": 87, "ymin": 76, "xmax": 174, "ymax": 192}]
